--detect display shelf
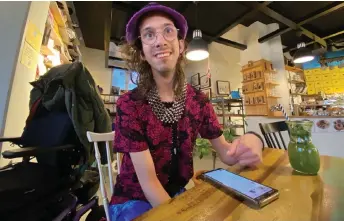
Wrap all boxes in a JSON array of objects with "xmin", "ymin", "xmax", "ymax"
[
  {"xmin": 299, "ymin": 104, "xmax": 333, "ymax": 107},
  {"xmin": 289, "ymin": 79, "xmax": 305, "ymax": 84},
  {"xmin": 217, "ymin": 114, "xmax": 246, "ymax": 117},
  {"xmin": 213, "ymin": 97, "xmax": 246, "ymax": 134},
  {"xmin": 38, "ymin": 0, "xmax": 81, "ymax": 73},
  {"xmin": 241, "ymin": 59, "xmax": 280, "ymax": 116},
  {"xmin": 242, "ymin": 77, "xmax": 265, "ymax": 83},
  {"xmin": 265, "ymin": 82, "xmax": 280, "ymax": 86},
  {"xmin": 243, "ymin": 90, "xmax": 264, "ymax": 95},
  {"xmin": 104, "ymin": 102, "xmax": 116, "ymax": 105},
  {"xmin": 40, "ymin": 45, "xmax": 54, "ymax": 56},
  {"xmin": 285, "ymin": 65, "xmax": 303, "ymax": 73},
  {"xmin": 244, "ymin": 103, "xmax": 267, "ymax": 106},
  {"xmin": 50, "ymin": 2, "xmax": 67, "ymax": 27},
  {"xmin": 60, "ymin": 53, "xmax": 71, "ymax": 63}
]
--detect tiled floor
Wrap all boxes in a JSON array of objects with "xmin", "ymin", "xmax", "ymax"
[{"xmin": 80, "ymin": 155, "xmax": 228, "ymax": 220}]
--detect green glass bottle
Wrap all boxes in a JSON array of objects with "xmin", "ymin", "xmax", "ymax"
[{"xmin": 287, "ymin": 120, "xmax": 320, "ymax": 174}]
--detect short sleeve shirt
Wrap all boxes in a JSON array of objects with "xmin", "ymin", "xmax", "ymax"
[{"xmin": 111, "ymin": 84, "xmax": 222, "ymax": 205}]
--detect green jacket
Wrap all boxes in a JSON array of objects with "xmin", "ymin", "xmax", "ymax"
[{"xmin": 29, "ymin": 62, "xmax": 112, "ymax": 165}]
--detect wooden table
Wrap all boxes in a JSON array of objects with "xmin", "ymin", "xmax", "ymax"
[{"xmin": 135, "ymin": 149, "xmax": 344, "ymax": 221}]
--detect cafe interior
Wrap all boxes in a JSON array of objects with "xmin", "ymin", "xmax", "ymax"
[{"xmin": 1, "ymin": 1, "xmax": 344, "ymax": 221}]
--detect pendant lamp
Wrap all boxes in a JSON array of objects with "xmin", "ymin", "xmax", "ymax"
[
  {"xmin": 186, "ymin": 2, "xmax": 209, "ymax": 61},
  {"xmin": 186, "ymin": 29, "xmax": 209, "ymax": 61},
  {"xmin": 293, "ymin": 42, "xmax": 314, "ymax": 64}
]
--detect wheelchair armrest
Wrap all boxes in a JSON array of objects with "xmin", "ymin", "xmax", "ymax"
[
  {"xmin": 0, "ymin": 137, "xmax": 22, "ymax": 143},
  {"xmin": 1, "ymin": 144, "xmax": 75, "ymax": 159}
]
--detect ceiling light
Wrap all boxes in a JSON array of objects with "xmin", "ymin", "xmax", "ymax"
[
  {"xmin": 293, "ymin": 42, "xmax": 314, "ymax": 64},
  {"xmin": 186, "ymin": 29, "xmax": 209, "ymax": 61}
]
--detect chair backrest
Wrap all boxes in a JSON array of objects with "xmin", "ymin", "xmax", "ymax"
[
  {"xmin": 259, "ymin": 121, "xmax": 290, "ymax": 150},
  {"xmin": 86, "ymin": 131, "xmax": 117, "ymax": 221}
]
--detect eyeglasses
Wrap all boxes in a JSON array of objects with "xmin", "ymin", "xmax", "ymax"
[{"xmin": 139, "ymin": 26, "xmax": 179, "ymax": 45}]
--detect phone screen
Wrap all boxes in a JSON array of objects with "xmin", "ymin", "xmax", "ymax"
[{"xmin": 204, "ymin": 169, "xmax": 273, "ymax": 199}]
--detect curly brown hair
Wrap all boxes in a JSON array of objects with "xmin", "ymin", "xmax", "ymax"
[{"xmin": 119, "ymin": 37, "xmax": 187, "ymax": 98}]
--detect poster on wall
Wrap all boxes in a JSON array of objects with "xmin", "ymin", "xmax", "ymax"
[
  {"xmin": 201, "ymin": 88, "xmax": 212, "ymax": 100},
  {"xmin": 191, "ymin": 73, "xmax": 200, "ymax": 87},
  {"xmin": 315, "ymin": 119, "xmax": 331, "ymax": 133},
  {"xmin": 200, "ymin": 74, "xmax": 211, "ymax": 88},
  {"xmin": 25, "ymin": 21, "xmax": 43, "ymax": 52},
  {"xmin": 331, "ymin": 119, "xmax": 344, "ymax": 132},
  {"xmin": 20, "ymin": 41, "xmax": 39, "ymax": 70}
]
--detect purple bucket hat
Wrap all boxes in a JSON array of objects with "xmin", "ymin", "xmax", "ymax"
[{"xmin": 125, "ymin": 2, "xmax": 188, "ymax": 44}]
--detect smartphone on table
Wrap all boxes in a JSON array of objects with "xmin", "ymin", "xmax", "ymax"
[{"xmin": 201, "ymin": 168, "xmax": 279, "ymax": 208}]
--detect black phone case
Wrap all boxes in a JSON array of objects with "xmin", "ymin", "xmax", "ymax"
[{"xmin": 200, "ymin": 168, "xmax": 279, "ymax": 209}]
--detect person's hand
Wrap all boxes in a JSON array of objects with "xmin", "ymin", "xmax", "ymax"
[{"xmin": 226, "ymin": 134, "xmax": 263, "ymax": 167}]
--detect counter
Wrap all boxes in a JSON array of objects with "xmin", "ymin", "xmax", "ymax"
[{"xmin": 246, "ymin": 116, "xmax": 344, "ymax": 158}]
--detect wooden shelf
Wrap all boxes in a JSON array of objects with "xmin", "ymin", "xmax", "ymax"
[
  {"xmin": 50, "ymin": 28, "xmax": 63, "ymax": 46},
  {"xmin": 59, "ymin": 27, "xmax": 70, "ymax": 45},
  {"xmin": 40, "ymin": 45, "xmax": 54, "ymax": 56},
  {"xmin": 211, "ymin": 98, "xmax": 243, "ymax": 103},
  {"xmin": 266, "ymin": 82, "xmax": 280, "ymax": 86},
  {"xmin": 60, "ymin": 53, "xmax": 71, "ymax": 63},
  {"xmin": 104, "ymin": 102, "xmax": 116, "ymax": 105},
  {"xmin": 217, "ymin": 114, "xmax": 245, "ymax": 117},
  {"xmin": 50, "ymin": 2, "xmax": 67, "ymax": 27},
  {"xmin": 244, "ymin": 103, "xmax": 267, "ymax": 106},
  {"xmin": 267, "ymin": 96, "xmax": 281, "ymax": 98},
  {"xmin": 243, "ymin": 90, "xmax": 265, "ymax": 95},
  {"xmin": 299, "ymin": 104, "xmax": 333, "ymax": 107},
  {"xmin": 242, "ymin": 77, "xmax": 265, "ymax": 83},
  {"xmin": 289, "ymin": 79, "xmax": 305, "ymax": 84},
  {"xmin": 285, "ymin": 65, "xmax": 303, "ymax": 73}
]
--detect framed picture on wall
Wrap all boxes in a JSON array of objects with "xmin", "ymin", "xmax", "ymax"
[
  {"xmin": 200, "ymin": 74, "xmax": 211, "ymax": 88},
  {"xmin": 201, "ymin": 88, "xmax": 212, "ymax": 100},
  {"xmin": 216, "ymin": 80, "xmax": 230, "ymax": 95},
  {"xmin": 191, "ymin": 73, "xmax": 200, "ymax": 86}
]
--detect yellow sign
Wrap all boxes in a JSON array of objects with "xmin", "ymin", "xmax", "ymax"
[
  {"xmin": 25, "ymin": 21, "xmax": 43, "ymax": 52},
  {"xmin": 20, "ymin": 41, "xmax": 39, "ymax": 70},
  {"xmin": 305, "ymin": 67, "xmax": 344, "ymax": 94}
]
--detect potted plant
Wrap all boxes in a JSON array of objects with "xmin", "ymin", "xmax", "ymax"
[{"xmin": 194, "ymin": 126, "xmax": 239, "ymax": 159}]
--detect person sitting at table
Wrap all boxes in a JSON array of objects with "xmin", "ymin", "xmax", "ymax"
[{"xmin": 111, "ymin": 2, "xmax": 264, "ymax": 220}]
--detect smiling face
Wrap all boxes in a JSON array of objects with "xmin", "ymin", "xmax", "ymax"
[{"xmin": 139, "ymin": 14, "xmax": 185, "ymax": 78}]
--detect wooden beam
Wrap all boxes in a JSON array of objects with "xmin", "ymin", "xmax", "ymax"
[
  {"xmin": 283, "ymin": 30, "xmax": 344, "ymax": 53},
  {"xmin": 210, "ymin": 1, "xmax": 272, "ymax": 42},
  {"xmin": 245, "ymin": 2, "xmax": 327, "ymax": 47},
  {"xmin": 259, "ymin": 2, "xmax": 344, "ymax": 43}
]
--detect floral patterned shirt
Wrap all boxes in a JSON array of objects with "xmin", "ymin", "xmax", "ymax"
[{"xmin": 111, "ymin": 84, "xmax": 222, "ymax": 205}]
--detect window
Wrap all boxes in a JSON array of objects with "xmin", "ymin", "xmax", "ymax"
[{"xmin": 112, "ymin": 67, "xmax": 138, "ymax": 91}]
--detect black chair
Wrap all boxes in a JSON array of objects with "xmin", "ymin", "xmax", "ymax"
[{"xmin": 259, "ymin": 121, "xmax": 290, "ymax": 150}]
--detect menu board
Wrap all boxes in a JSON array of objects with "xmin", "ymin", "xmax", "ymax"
[{"xmin": 304, "ymin": 67, "xmax": 344, "ymax": 94}]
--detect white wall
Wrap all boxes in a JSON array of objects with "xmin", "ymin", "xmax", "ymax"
[
  {"xmin": 185, "ymin": 42, "xmax": 242, "ymax": 96},
  {"xmin": 0, "ymin": 2, "xmax": 49, "ymax": 166},
  {"xmin": 79, "ymin": 46, "xmax": 113, "ymax": 94},
  {"xmin": 0, "ymin": 2, "xmax": 30, "ymax": 137}
]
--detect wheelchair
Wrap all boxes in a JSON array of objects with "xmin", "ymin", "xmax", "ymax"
[{"xmin": 0, "ymin": 63, "xmax": 111, "ymax": 221}]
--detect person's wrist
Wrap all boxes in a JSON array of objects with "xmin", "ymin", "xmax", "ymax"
[{"xmin": 245, "ymin": 131, "xmax": 264, "ymax": 150}]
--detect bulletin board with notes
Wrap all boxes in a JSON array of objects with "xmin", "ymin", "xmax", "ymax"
[{"xmin": 304, "ymin": 67, "xmax": 344, "ymax": 95}]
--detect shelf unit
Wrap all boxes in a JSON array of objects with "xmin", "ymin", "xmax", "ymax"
[
  {"xmin": 211, "ymin": 97, "xmax": 246, "ymax": 134},
  {"xmin": 101, "ymin": 94, "xmax": 117, "ymax": 117},
  {"xmin": 37, "ymin": 1, "xmax": 80, "ymax": 78},
  {"xmin": 241, "ymin": 59, "xmax": 281, "ymax": 116},
  {"xmin": 285, "ymin": 65, "xmax": 307, "ymax": 116}
]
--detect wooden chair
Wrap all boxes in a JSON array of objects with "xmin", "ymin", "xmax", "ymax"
[
  {"xmin": 259, "ymin": 121, "xmax": 290, "ymax": 150},
  {"xmin": 86, "ymin": 131, "xmax": 120, "ymax": 221}
]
